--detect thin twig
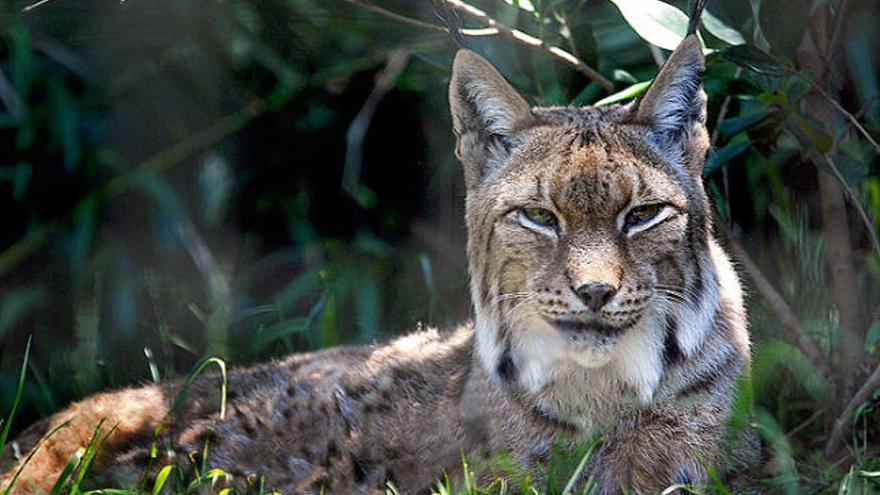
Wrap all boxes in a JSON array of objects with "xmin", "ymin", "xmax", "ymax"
[
  {"xmin": 342, "ymin": 49, "xmax": 410, "ymax": 194},
  {"xmin": 710, "ymin": 68, "xmax": 743, "ymax": 147},
  {"xmin": 32, "ymin": 32, "xmax": 92, "ymax": 79},
  {"xmin": 714, "ymin": 220, "xmax": 833, "ymax": 384},
  {"xmin": 710, "ymin": 67, "xmax": 743, "ymax": 228},
  {"xmin": 789, "ymin": 69, "xmax": 880, "ymax": 154},
  {"xmin": 786, "ymin": 406, "xmax": 827, "ymax": 438},
  {"xmin": 824, "ymin": 361, "xmax": 880, "ymax": 455},
  {"xmin": 442, "ymin": 0, "xmax": 613, "ymax": 91},
  {"xmin": 343, "ymin": 0, "xmax": 498, "ymax": 37},
  {"xmin": 553, "ymin": 11, "xmax": 580, "ymax": 60},
  {"xmin": 177, "ymin": 218, "xmax": 232, "ymax": 356},
  {"xmin": 823, "ymin": 154, "xmax": 880, "ymax": 261},
  {"xmin": 0, "ymin": 67, "xmax": 25, "ymax": 120},
  {"xmin": 825, "ymin": 0, "xmax": 851, "ymax": 72},
  {"xmin": 21, "ymin": 0, "xmax": 53, "ymax": 12}
]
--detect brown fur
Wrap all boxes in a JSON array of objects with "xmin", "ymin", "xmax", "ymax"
[{"xmin": 1, "ymin": 34, "xmax": 758, "ymax": 495}]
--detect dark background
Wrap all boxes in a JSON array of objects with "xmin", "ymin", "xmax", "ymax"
[{"xmin": 1, "ymin": 0, "xmax": 878, "ymax": 491}]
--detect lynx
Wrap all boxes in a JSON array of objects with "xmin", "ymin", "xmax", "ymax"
[{"xmin": 1, "ymin": 6, "xmax": 758, "ymax": 494}]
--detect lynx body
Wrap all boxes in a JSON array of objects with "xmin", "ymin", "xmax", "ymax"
[{"xmin": 2, "ymin": 28, "xmax": 757, "ymax": 495}]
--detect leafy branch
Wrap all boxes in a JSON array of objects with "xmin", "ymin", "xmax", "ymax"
[{"xmin": 344, "ymin": 0, "xmax": 614, "ymax": 91}]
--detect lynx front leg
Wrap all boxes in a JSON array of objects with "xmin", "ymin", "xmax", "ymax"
[{"xmin": 592, "ymin": 403, "xmax": 728, "ymax": 495}]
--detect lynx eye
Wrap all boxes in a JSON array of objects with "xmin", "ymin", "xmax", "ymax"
[
  {"xmin": 623, "ymin": 204, "xmax": 664, "ymax": 231},
  {"xmin": 520, "ymin": 207, "xmax": 558, "ymax": 230}
]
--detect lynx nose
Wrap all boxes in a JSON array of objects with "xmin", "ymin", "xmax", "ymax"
[{"xmin": 575, "ymin": 282, "xmax": 617, "ymax": 311}]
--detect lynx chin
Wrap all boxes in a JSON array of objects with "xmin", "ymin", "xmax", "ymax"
[{"xmin": 1, "ymin": 16, "xmax": 759, "ymax": 495}]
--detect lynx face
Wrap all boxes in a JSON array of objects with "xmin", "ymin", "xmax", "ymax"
[
  {"xmin": 451, "ymin": 38, "xmax": 716, "ymax": 399},
  {"xmin": 478, "ymin": 132, "xmax": 691, "ymax": 346}
]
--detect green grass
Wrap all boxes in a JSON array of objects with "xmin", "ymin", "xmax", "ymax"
[{"xmin": 1, "ymin": 339, "xmax": 879, "ymax": 494}]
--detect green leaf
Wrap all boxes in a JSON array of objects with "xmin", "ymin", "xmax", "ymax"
[
  {"xmin": 866, "ymin": 321, "xmax": 880, "ymax": 353},
  {"xmin": 502, "ymin": 0, "xmax": 535, "ymax": 13},
  {"xmin": 612, "ymin": 69, "xmax": 638, "ymax": 84},
  {"xmin": 594, "ymin": 80, "xmax": 651, "ymax": 107},
  {"xmin": 0, "ymin": 336, "xmax": 30, "ymax": 451},
  {"xmin": 703, "ymin": 140, "xmax": 750, "ymax": 177},
  {"xmin": 49, "ymin": 82, "xmax": 81, "ymax": 172},
  {"xmin": 81, "ymin": 490, "xmax": 138, "ymax": 495},
  {"xmin": 151, "ymin": 465, "xmax": 179, "ymax": 495},
  {"xmin": 561, "ymin": 438, "xmax": 600, "ymax": 495},
  {"xmin": 721, "ymin": 45, "xmax": 784, "ymax": 76},
  {"xmin": 759, "ymin": 0, "xmax": 810, "ymax": 58},
  {"xmin": 829, "ymin": 153, "xmax": 869, "ymax": 187},
  {"xmin": 254, "ymin": 318, "xmax": 310, "ymax": 352},
  {"xmin": 609, "ymin": 0, "xmax": 696, "ymax": 51},
  {"xmin": 716, "ymin": 109, "xmax": 771, "ymax": 137},
  {"xmin": 69, "ymin": 420, "xmax": 118, "ymax": 495},
  {"xmin": 320, "ymin": 292, "xmax": 340, "ymax": 348},
  {"xmin": 702, "ymin": 10, "xmax": 746, "ymax": 45},
  {"xmin": 785, "ymin": 114, "xmax": 833, "ymax": 154},
  {"xmin": 611, "ymin": 0, "xmax": 688, "ymax": 50},
  {"xmin": 48, "ymin": 448, "xmax": 85, "ymax": 495}
]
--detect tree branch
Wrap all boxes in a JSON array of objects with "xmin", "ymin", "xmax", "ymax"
[
  {"xmin": 823, "ymin": 153, "xmax": 880, "ymax": 261},
  {"xmin": 441, "ymin": 0, "xmax": 613, "ymax": 91},
  {"xmin": 799, "ymin": 2, "xmax": 867, "ymax": 413},
  {"xmin": 824, "ymin": 362, "xmax": 880, "ymax": 455},
  {"xmin": 342, "ymin": 49, "xmax": 410, "ymax": 194},
  {"xmin": 789, "ymin": 69, "xmax": 880, "ymax": 154},
  {"xmin": 342, "ymin": 0, "xmax": 498, "ymax": 36}
]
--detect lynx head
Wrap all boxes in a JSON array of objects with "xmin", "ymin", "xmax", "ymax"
[{"xmin": 450, "ymin": 37, "xmax": 720, "ymax": 401}]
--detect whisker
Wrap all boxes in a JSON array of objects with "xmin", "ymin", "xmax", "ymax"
[
  {"xmin": 495, "ymin": 292, "xmax": 532, "ymax": 302},
  {"xmin": 655, "ymin": 289, "xmax": 686, "ymax": 302},
  {"xmin": 509, "ymin": 293, "xmax": 539, "ymax": 312}
]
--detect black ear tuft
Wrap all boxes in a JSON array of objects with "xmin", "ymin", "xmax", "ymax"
[
  {"xmin": 687, "ymin": 0, "xmax": 708, "ymax": 37},
  {"xmin": 433, "ymin": 0, "xmax": 468, "ymax": 49}
]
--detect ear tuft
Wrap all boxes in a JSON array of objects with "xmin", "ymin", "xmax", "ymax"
[
  {"xmin": 449, "ymin": 50, "xmax": 534, "ymax": 187},
  {"xmin": 630, "ymin": 36, "xmax": 708, "ymax": 175}
]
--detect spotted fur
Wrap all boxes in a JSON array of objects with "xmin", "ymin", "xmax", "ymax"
[{"xmin": 1, "ymin": 34, "xmax": 758, "ymax": 495}]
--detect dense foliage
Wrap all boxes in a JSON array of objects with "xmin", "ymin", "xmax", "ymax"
[{"xmin": 0, "ymin": 0, "xmax": 878, "ymax": 492}]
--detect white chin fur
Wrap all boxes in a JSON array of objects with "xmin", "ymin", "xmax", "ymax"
[
  {"xmin": 475, "ymin": 314, "xmax": 502, "ymax": 380},
  {"xmin": 610, "ymin": 311, "xmax": 665, "ymax": 403},
  {"xmin": 478, "ymin": 311, "xmax": 664, "ymax": 405},
  {"xmin": 513, "ymin": 316, "xmax": 614, "ymax": 392}
]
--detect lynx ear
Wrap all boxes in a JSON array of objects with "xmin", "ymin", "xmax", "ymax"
[
  {"xmin": 449, "ymin": 49, "xmax": 535, "ymax": 188},
  {"xmin": 629, "ymin": 35, "xmax": 708, "ymax": 176}
]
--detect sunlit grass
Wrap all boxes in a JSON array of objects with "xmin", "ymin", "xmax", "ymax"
[{"xmin": 1, "ymin": 335, "xmax": 878, "ymax": 494}]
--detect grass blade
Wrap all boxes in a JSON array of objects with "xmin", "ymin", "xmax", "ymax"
[
  {"xmin": 0, "ymin": 336, "xmax": 31, "ymax": 451},
  {"xmin": 1, "ymin": 419, "xmax": 72, "ymax": 495},
  {"xmin": 48, "ymin": 447, "xmax": 85, "ymax": 495},
  {"xmin": 561, "ymin": 438, "xmax": 600, "ymax": 495},
  {"xmin": 151, "ymin": 465, "xmax": 180, "ymax": 495},
  {"xmin": 69, "ymin": 419, "xmax": 118, "ymax": 495}
]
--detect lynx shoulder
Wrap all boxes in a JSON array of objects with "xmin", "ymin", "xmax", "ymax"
[{"xmin": 2, "ymin": 22, "xmax": 758, "ymax": 495}]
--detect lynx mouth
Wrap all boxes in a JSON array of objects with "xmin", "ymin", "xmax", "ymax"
[{"xmin": 548, "ymin": 318, "xmax": 625, "ymax": 337}]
